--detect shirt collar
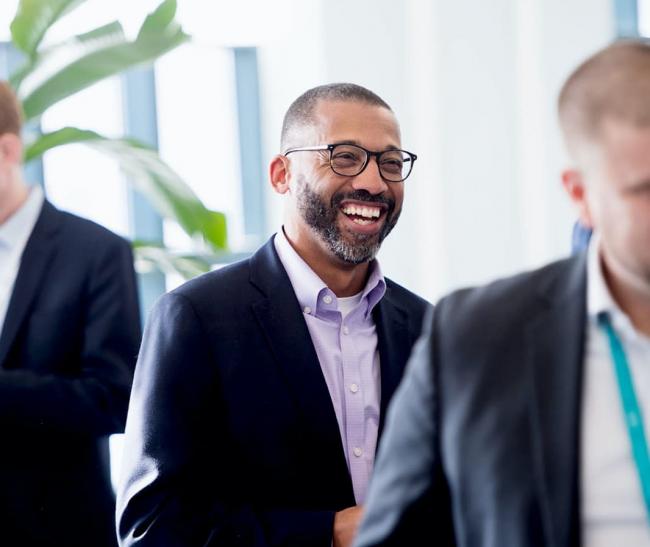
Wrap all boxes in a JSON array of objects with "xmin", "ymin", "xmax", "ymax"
[
  {"xmin": 586, "ymin": 232, "xmax": 639, "ymax": 339},
  {"xmin": 0, "ymin": 185, "xmax": 44, "ymax": 251},
  {"xmin": 273, "ymin": 228, "xmax": 386, "ymax": 319}
]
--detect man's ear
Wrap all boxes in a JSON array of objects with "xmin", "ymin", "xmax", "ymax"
[
  {"xmin": 270, "ymin": 155, "xmax": 291, "ymax": 195},
  {"xmin": 0, "ymin": 133, "xmax": 22, "ymax": 166},
  {"xmin": 561, "ymin": 168, "xmax": 593, "ymax": 228}
]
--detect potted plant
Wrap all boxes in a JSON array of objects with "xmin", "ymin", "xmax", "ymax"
[{"xmin": 7, "ymin": 0, "xmax": 227, "ymax": 278}]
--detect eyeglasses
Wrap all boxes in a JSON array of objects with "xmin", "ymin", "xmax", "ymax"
[{"xmin": 283, "ymin": 143, "xmax": 417, "ymax": 182}]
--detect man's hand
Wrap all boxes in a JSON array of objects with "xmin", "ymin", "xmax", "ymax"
[{"xmin": 333, "ymin": 505, "xmax": 364, "ymax": 547}]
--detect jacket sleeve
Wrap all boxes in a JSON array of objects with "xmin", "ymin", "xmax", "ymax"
[
  {"xmin": 116, "ymin": 292, "xmax": 336, "ymax": 547},
  {"xmin": 0, "ymin": 235, "xmax": 141, "ymax": 435},
  {"xmin": 354, "ymin": 309, "xmax": 456, "ymax": 546}
]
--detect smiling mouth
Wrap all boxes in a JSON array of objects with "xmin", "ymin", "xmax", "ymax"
[{"xmin": 340, "ymin": 203, "xmax": 385, "ymax": 226}]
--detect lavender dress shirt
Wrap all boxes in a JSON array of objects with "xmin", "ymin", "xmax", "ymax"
[{"xmin": 274, "ymin": 230, "xmax": 386, "ymax": 504}]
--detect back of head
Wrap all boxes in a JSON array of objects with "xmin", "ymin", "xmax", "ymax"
[
  {"xmin": 558, "ymin": 39, "xmax": 650, "ymax": 155},
  {"xmin": 280, "ymin": 83, "xmax": 392, "ymax": 151},
  {"xmin": 0, "ymin": 81, "xmax": 22, "ymax": 137}
]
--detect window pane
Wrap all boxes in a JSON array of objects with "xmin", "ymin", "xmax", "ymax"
[
  {"xmin": 40, "ymin": 78, "xmax": 129, "ymax": 238},
  {"xmin": 640, "ymin": 0, "xmax": 650, "ymax": 35},
  {"xmin": 155, "ymin": 43, "xmax": 244, "ymax": 252}
]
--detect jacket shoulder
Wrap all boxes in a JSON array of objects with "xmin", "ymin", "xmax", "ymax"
[
  {"xmin": 436, "ymin": 255, "xmax": 584, "ymax": 336},
  {"xmin": 163, "ymin": 257, "xmax": 256, "ymax": 319},
  {"xmin": 54, "ymin": 207, "xmax": 131, "ymax": 252},
  {"xmin": 384, "ymin": 277, "xmax": 432, "ymax": 315}
]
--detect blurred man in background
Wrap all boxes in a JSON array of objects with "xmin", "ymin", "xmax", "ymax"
[
  {"xmin": 0, "ymin": 81, "xmax": 141, "ymax": 547},
  {"xmin": 356, "ymin": 40, "xmax": 650, "ymax": 547},
  {"xmin": 117, "ymin": 83, "xmax": 430, "ymax": 547}
]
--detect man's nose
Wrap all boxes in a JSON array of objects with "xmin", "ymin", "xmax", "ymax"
[{"xmin": 351, "ymin": 157, "xmax": 389, "ymax": 195}]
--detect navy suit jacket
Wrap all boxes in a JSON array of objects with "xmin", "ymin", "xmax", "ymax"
[
  {"xmin": 0, "ymin": 200, "xmax": 141, "ymax": 547},
  {"xmin": 356, "ymin": 254, "xmax": 589, "ymax": 547},
  {"xmin": 117, "ymin": 236, "xmax": 431, "ymax": 547}
]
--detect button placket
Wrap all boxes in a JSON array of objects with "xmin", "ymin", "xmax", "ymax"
[{"xmin": 340, "ymin": 321, "xmax": 366, "ymax": 498}]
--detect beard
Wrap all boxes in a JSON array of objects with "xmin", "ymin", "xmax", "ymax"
[{"xmin": 295, "ymin": 176, "xmax": 400, "ymax": 264}]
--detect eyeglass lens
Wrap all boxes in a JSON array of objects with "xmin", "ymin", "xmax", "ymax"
[{"xmin": 330, "ymin": 144, "xmax": 412, "ymax": 181}]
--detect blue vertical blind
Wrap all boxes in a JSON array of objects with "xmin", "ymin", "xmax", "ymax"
[
  {"xmin": 122, "ymin": 67, "xmax": 166, "ymax": 320},
  {"xmin": 614, "ymin": 0, "xmax": 639, "ymax": 36}
]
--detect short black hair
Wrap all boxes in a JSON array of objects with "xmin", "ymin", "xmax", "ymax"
[{"xmin": 280, "ymin": 83, "xmax": 392, "ymax": 150}]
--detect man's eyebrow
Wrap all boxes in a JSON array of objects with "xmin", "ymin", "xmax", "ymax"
[
  {"xmin": 331, "ymin": 139, "xmax": 401, "ymax": 151},
  {"xmin": 623, "ymin": 178, "xmax": 650, "ymax": 194}
]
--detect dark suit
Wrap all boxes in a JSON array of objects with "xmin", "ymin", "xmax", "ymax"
[
  {"xmin": 0, "ymin": 200, "xmax": 141, "ymax": 547},
  {"xmin": 356, "ymin": 254, "xmax": 588, "ymax": 547},
  {"xmin": 117, "ymin": 236, "xmax": 430, "ymax": 547}
]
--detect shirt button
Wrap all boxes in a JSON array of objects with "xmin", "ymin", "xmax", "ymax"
[
  {"xmin": 303, "ymin": 306, "xmax": 312, "ymax": 314},
  {"xmin": 353, "ymin": 447, "xmax": 363, "ymax": 458},
  {"xmin": 323, "ymin": 295, "xmax": 333, "ymax": 304},
  {"xmin": 342, "ymin": 326, "xmax": 349, "ymax": 335},
  {"xmin": 350, "ymin": 383, "xmax": 359, "ymax": 393}
]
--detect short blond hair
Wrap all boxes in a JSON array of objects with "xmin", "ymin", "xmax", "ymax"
[
  {"xmin": 558, "ymin": 39, "xmax": 650, "ymax": 149},
  {"xmin": 0, "ymin": 81, "xmax": 22, "ymax": 136}
]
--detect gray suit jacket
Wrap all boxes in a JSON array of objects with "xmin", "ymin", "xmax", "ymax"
[{"xmin": 356, "ymin": 254, "xmax": 587, "ymax": 547}]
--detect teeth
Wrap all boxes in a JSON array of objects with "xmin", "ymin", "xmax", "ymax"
[
  {"xmin": 341, "ymin": 205, "xmax": 381, "ymax": 219},
  {"xmin": 352, "ymin": 218, "xmax": 373, "ymax": 225}
]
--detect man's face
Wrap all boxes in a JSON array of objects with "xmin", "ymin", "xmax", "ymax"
[
  {"xmin": 282, "ymin": 100, "xmax": 404, "ymax": 265},
  {"xmin": 0, "ymin": 133, "xmax": 17, "ymax": 205},
  {"xmin": 577, "ymin": 119, "xmax": 650, "ymax": 293}
]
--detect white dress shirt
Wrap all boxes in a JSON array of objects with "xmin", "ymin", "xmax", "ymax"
[
  {"xmin": 0, "ymin": 185, "xmax": 44, "ymax": 336},
  {"xmin": 581, "ymin": 234, "xmax": 650, "ymax": 546},
  {"xmin": 274, "ymin": 230, "xmax": 385, "ymax": 504}
]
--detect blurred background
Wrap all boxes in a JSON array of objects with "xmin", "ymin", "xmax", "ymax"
[{"xmin": 1, "ymin": 0, "xmax": 648, "ymax": 307}]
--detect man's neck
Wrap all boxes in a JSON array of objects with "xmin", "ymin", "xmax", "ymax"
[
  {"xmin": 601, "ymin": 254, "xmax": 650, "ymax": 337},
  {"xmin": 309, "ymin": 259, "xmax": 369, "ymax": 298},
  {"xmin": 0, "ymin": 176, "xmax": 29, "ymax": 226},
  {"xmin": 283, "ymin": 230, "xmax": 371, "ymax": 297}
]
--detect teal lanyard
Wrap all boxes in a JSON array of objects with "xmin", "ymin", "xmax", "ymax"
[{"xmin": 598, "ymin": 313, "xmax": 650, "ymax": 523}]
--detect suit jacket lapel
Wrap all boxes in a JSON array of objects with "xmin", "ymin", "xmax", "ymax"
[
  {"xmin": 0, "ymin": 201, "xmax": 60, "ymax": 368},
  {"xmin": 249, "ymin": 238, "xmax": 353, "ymax": 499},
  {"xmin": 374, "ymin": 289, "xmax": 411, "ymax": 439},
  {"xmin": 527, "ymin": 254, "xmax": 587, "ymax": 547}
]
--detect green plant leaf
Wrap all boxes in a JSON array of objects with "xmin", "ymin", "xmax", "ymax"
[
  {"xmin": 75, "ymin": 20, "xmax": 124, "ymax": 43},
  {"xmin": 10, "ymin": 0, "xmax": 86, "ymax": 57},
  {"xmin": 24, "ymin": 127, "xmax": 228, "ymax": 251},
  {"xmin": 137, "ymin": 0, "xmax": 178, "ymax": 39},
  {"xmin": 10, "ymin": 20, "xmax": 125, "ymax": 92},
  {"xmin": 8, "ymin": 61, "xmax": 35, "ymax": 93},
  {"xmin": 132, "ymin": 242, "xmax": 211, "ymax": 280},
  {"xmin": 23, "ymin": 125, "xmax": 96, "ymax": 159},
  {"xmin": 19, "ymin": 0, "xmax": 189, "ymax": 121}
]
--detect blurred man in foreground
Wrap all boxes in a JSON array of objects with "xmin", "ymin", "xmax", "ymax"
[{"xmin": 357, "ymin": 40, "xmax": 650, "ymax": 547}]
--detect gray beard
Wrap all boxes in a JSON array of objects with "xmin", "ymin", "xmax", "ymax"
[{"xmin": 295, "ymin": 177, "xmax": 399, "ymax": 265}]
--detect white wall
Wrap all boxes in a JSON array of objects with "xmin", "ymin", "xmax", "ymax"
[{"xmin": 248, "ymin": 0, "xmax": 616, "ymax": 302}]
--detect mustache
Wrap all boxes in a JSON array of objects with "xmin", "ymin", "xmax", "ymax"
[{"xmin": 331, "ymin": 190, "xmax": 395, "ymax": 212}]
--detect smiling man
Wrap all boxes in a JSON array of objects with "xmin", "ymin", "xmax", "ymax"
[{"xmin": 117, "ymin": 83, "xmax": 430, "ymax": 547}]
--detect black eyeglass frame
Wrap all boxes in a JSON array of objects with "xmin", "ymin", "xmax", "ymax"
[{"xmin": 283, "ymin": 143, "xmax": 418, "ymax": 182}]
